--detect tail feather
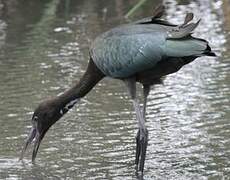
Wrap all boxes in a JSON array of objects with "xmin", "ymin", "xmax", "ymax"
[
  {"xmin": 203, "ymin": 44, "xmax": 216, "ymax": 56},
  {"xmin": 167, "ymin": 19, "xmax": 201, "ymax": 39},
  {"xmin": 181, "ymin": 13, "xmax": 194, "ymax": 27},
  {"xmin": 164, "ymin": 37, "xmax": 215, "ymax": 57}
]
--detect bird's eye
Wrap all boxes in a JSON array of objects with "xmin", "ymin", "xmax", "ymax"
[{"xmin": 33, "ymin": 116, "xmax": 38, "ymax": 121}]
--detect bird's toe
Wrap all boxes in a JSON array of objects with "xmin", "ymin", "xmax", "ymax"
[{"xmin": 139, "ymin": 129, "xmax": 148, "ymax": 173}]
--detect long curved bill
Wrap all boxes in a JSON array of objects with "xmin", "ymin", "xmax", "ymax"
[
  {"xmin": 19, "ymin": 127, "xmax": 36, "ymax": 161},
  {"xmin": 19, "ymin": 125, "xmax": 44, "ymax": 163},
  {"xmin": 31, "ymin": 132, "xmax": 44, "ymax": 162}
]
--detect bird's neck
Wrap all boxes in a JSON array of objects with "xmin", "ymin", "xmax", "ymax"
[{"xmin": 57, "ymin": 59, "xmax": 105, "ymax": 114}]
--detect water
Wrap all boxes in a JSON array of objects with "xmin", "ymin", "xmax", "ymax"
[{"xmin": 0, "ymin": 0, "xmax": 229, "ymax": 179}]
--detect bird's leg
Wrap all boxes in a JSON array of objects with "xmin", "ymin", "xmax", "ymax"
[
  {"xmin": 138, "ymin": 84, "xmax": 150, "ymax": 173},
  {"xmin": 124, "ymin": 78, "xmax": 148, "ymax": 174},
  {"xmin": 135, "ymin": 85, "xmax": 150, "ymax": 170},
  {"xmin": 135, "ymin": 128, "xmax": 141, "ymax": 166},
  {"xmin": 143, "ymin": 85, "xmax": 150, "ymax": 119}
]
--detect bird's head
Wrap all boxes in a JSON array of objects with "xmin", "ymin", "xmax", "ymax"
[{"xmin": 20, "ymin": 97, "xmax": 64, "ymax": 162}]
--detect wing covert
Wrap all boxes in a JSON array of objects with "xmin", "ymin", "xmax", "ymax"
[{"xmin": 90, "ymin": 29, "xmax": 166, "ymax": 78}]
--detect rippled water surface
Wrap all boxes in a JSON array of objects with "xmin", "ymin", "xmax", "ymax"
[{"xmin": 0, "ymin": 0, "xmax": 229, "ymax": 179}]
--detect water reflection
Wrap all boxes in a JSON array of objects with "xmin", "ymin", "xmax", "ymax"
[{"xmin": 0, "ymin": 0, "xmax": 229, "ymax": 179}]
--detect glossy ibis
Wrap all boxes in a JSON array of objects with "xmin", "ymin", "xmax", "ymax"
[{"xmin": 20, "ymin": 5, "xmax": 216, "ymax": 175}]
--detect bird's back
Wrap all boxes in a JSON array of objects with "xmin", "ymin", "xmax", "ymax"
[
  {"xmin": 90, "ymin": 24, "xmax": 168, "ymax": 78},
  {"xmin": 90, "ymin": 15, "xmax": 215, "ymax": 78}
]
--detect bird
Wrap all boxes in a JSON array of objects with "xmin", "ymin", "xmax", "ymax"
[{"xmin": 19, "ymin": 5, "xmax": 216, "ymax": 175}]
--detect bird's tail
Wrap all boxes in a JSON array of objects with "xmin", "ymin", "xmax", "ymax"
[
  {"xmin": 164, "ymin": 15, "xmax": 216, "ymax": 58},
  {"xmin": 164, "ymin": 36, "xmax": 216, "ymax": 57}
]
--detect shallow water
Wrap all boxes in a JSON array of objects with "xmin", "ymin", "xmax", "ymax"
[{"xmin": 0, "ymin": 0, "xmax": 229, "ymax": 179}]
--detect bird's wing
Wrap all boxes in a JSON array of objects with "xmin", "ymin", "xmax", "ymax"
[
  {"xmin": 181, "ymin": 13, "xmax": 194, "ymax": 27},
  {"xmin": 132, "ymin": 4, "xmax": 176, "ymax": 26},
  {"xmin": 133, "ymin": 17, "xmax": 177, "ymax": 27},
  {"xmin": 135, "ymin": 14, "xmax": 200, "ymax": 39},
  {"xmin": 133, "ymin": 11, "xmax": 195, "ymax": 29},
  {"xmin": 151, "ymin": 4, "xmax": 165, "ymax": 19},
  {"xmin": 167, "ymin": 19, "xmax": 200, "ymax": 39},
  {"xmin": 90, "ymin": 18, "xmax": 209, "ymax": 78},
  {"xmin": 90, "ymin": 25, "xmax": 166, "ymax": 78}
]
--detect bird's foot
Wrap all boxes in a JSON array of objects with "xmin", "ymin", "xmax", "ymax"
[
  {"xmin": 135, "ymin": 128, "xmax": 148, "ymax": 173},
  {"xmin": 135, "ymin": 130, "xmax": 141, "ymax": 166}
]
